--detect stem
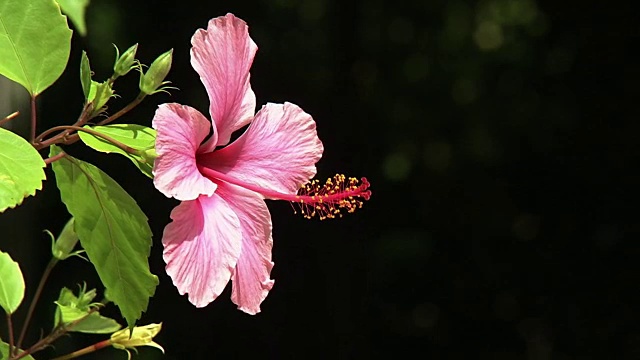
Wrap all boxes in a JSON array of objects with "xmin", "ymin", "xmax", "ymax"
[
  {"xmin": 99, "ymin": 94, "xmax": 145, "ymax": 126},
  {"xmin": 43, "ymin": 125, "xmax": 140, "ymax": 154},
  {"xmin": 30, "ymin": 97, "xmax": 36, "ymax": 142},
  {"xmin": 44, "ymin": 151, "xmax": 67, "ymax": 165},
  {"xmin": 50, "ymin": 339, "xmax": 111, "ymax": 360},
  {"xmin": 16, "ymin": 258, "xmax": 58, "ymax": 350},
  {"xmin": 12, "ymin": 306, "xmax": 102, "ymax": 360},
  {"xmin": 7, "ymin": 314, "xmax": 15, "ymax": 357},
  {"xmin": 34, "ymin": 103, "xmax": 93, "ymax": 149},
  {"xmin": 35, "ymin": 94, "xmax": 145, "ymax": 150},
  {"xmin": 0, "ymin": 111, "xmax": 19, "ymax": 126}
]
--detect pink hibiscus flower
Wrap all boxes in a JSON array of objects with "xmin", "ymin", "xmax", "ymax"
[{"xmin": 152, "ymin": 13, "xmax": 370, "ymax": 314}]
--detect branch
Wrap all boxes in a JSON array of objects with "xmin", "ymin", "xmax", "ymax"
[
  {"xmin": 0, "ymin": 111, "xmax": 19, "ymax": 127},
  {"xmin": 39, "ymin": 125, "xmax": 140, "ymax": 155},
  {"xmin": 30, "ymin": 97, "xmax": 37, "ymax": 143},
  {"xmin": 11, "ymin": 306, "xmax": 102, "ymax": 360},
  {"xmin": 16, "ymin": 258, "xmax": 58, "ymax": 350}
]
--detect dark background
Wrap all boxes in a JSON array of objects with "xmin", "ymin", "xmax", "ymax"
[{"xmin": 2, "ymin": 0, "xmax": 639, "ymax": 358}]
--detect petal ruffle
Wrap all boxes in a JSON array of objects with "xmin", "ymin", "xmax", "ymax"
[
  {"xmin": 152, "ymin": 103, "xmax": 217, "ymax": 201},
  {"xmin": 198, "ymin": 102, "xmax": 324, "ymax": 196},
  {"xmin": 216, "ymin": 183, "xmax": 274, "ymax": 314},
  {"xmin": 162, "ymin": 194, "xmax": 242, "ymax": 308},
  {"xmin": 191, "ymin": 13, "xmax": 257, "ymax": 148}
]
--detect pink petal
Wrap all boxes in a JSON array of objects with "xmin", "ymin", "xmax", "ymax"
[
  {"xmin": 191, "ymin": 13, "xmax": 257, "ymax": 148},
  {"xmin": 162, "ymin": 195, "xmax": 242, "ymax": 308},
  {"xmin": 152, "ymin": 103, "xmax": 217, "ymax": 201},
  {"xmin": 198, "ymin": 102, "xmax": 324, "ymax": 196},
  {"xmin": 216, "ymin": 183, "xmax": 274, "ymax": 314}
]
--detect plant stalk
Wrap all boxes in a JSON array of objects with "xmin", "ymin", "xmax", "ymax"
[
  {"xmin": 16, "ymin": 258, "xmax": 58, "ymax": 350},
  {"xmin": 50, "ymin": 339, "xmax": 111, "ymax": 360},
  {"xmin": 0, "ymin": 111, "xmax": 19, "ymax": 126},
  {"xmin": 30, "ymin": 97, "xmax": 36, "ymax": 143}
]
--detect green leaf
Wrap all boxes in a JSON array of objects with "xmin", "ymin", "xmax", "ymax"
[
  {"xmin": 0, "ymin": 250, "xmax": 25, "ymax": 314},
  {"xmin": 0, "ymin": 341, "xmax": 34, "ymax": 360},
  {"xmin": 80, "ymin": 51, "xmax": 91, "ymax": 100},
  {"xmin": 54, "ymin": 286, "xmax": 122, "ymax": 334},
  {"xmin": 0, "ymin": 0, "xmax": 72, "ymax": 96},
  {"xmin": 56, "ymin": 0, "xmax": 89, "ymax": 36},
  {"xmin": 78, "ymin": 124, "xmax": 156, "ymax": 178},
  {"xmin": 50, "ymin": 146, "xmax": 158, "ymax": 327},
  {"xmin": 57, "ymin": 305, "xmax": 123, "ymax": 333},
  {"xmin": 0, "ymin": 127, "xmax": 46, "ymax": 213}
]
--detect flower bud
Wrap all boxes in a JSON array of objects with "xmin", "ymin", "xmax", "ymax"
[
  {"xmin": 110, "ymin": 323, "xmax": 164, "ymax": 356},
  {"xmin": 139, "ymin": 49, "xmax": 173, "ymax": 95},
  {"xmin": 139, "ymin": 147, "xmax": 157, "ymax": 164},
  {"xmin": 113, "ymin": 43, "xmax": 138, "ymax": 78},
  {"xmin": 52, "ymin": 218, "xmax": 79, "ymax": 260}
]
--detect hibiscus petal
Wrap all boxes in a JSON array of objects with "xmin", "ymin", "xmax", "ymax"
[
  {"xmin": 162, "ymin": 194, "xmax": 242, "ymax": 308},
  {"xmin": 191, "ymin": 13, "xmax": 257, "ymax": 148},
  {"xmin": 216, "ymin": 183, "xmax": 274, "ymax": 315},
  {"xmin": 152, "ymin": 103, "xmax": 217, "ymax": 201},
  {"xmin": 198, "ymin": 102, "xmax": 324, "ymax": 196}
]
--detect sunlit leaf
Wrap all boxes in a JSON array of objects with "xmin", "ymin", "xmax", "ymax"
[
  {"xmin": 56, "ymin": 0, "xmax": 89, "ymax": 36},
  {"xmin": 0, "ymin": 250, "xmax": 25, "ymax": 314},
  {"xmin": 57, "ymin": 305, "xmax": 123, "ymax": 333},
  {"xmin": 0, "ymin": 341, "xmax": 34, "ymax": 360},
  {"xmin": 0, "ymin": 127, "xmax": 46, "ymax": 213},
  {"xmin": 54, "ymin": 285, "xmax": 93, "ymax": 326},
  {"xmin": 0, "ymin": 0, "xmax": 72, "ymax": 96},
  {"xmin": 88, "ymin": 80, "xmax": 113, "ymax": 117},
  {"xmin": 50, "ymin": 146, "xmax": 158, "ymax": 327},
  {"xmin": 79, "ymin": 124, "xmax": 156, "ymax": 178}
]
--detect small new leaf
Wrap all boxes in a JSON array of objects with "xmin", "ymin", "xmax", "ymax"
[
  {"xmin": 50, "ymin": 145, "xmax": 158, "ymax": 327},
  {"xmin": 0, "ymin": 127, "xmax": 46, "ymax": 213},
  {"xmin": 88, "ymin": 80, "xmax": 114, "ymax": 117},
  {"xmin": 54, "ymin": 286, "xmax": 122, "ymax": 334},
  {"xmin": 0, "ymin": 250, "xmax": 25, "ymax": 314},
  {"xmin": 78, "ymin": 124, "xmax": 157, "ymax": 178}
]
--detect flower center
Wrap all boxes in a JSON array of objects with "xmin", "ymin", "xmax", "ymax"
[{"xmin": 197, "ymin": 166, "xmax": 371, "ymax": 220}]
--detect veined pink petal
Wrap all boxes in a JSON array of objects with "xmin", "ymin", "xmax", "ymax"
[
  {"xmin": 191, "ymin": 13, "xmax": 257, "ymax": 149},
  {"xmin": 162, "ymin": 195, "xmax": 242, "ymax": 308},
  {"xmin": 152, "ymin": 103, "xmax": 217, "ymax": 201},
  {"xmin": 216, "ymin": 183, "xmax": 274, "ymax": 315},
  {"xmin": 198, "ymin": 102, "xmax": 324, "ymax": 196}
]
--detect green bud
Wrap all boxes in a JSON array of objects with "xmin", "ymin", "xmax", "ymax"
[
  {"xmin": 110, "ymin": 323, "xmax": 164, "ymax": 355},
  {"xmin": 80, "ymin": 51, "xmax": 92, "ymax": 100},
  {"xmin": 140, "ymin": 49, "xmax": 173, "ymax": 95},
  {"xmin": 139, "ymin": 147, "xmax": 157, "ymax": 164},
  {"xmin": 114, "ymin": 43, "xmax": 139, "ymax": 78},
  {"xmin": 51, "ymin": 218, "xmax": 79, "ymax": 261}
]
